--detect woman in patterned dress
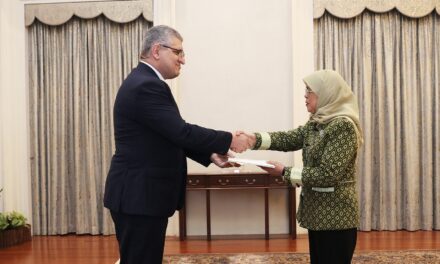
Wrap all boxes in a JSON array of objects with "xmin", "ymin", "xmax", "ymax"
[{"xmin": 245, "ymin": 69, "xmax": 363, "ymax": 264}]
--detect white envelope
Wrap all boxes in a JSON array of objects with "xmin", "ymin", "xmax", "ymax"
[{"xmin": 228, "ymin": 158, "xmax": 275, "ymax": 168}]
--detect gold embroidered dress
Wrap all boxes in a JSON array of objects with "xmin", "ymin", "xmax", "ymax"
[
  {"xmin": 254, "ymin": 117, "xmax": 359, "ymax": 230},
  {"xmin": 253, "ymin": 69, "xmax": 363, "ymax": 231}
]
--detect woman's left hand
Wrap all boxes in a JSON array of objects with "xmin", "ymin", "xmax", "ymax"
[{"xmin": 259, "ymin": 161, "xmax": 284, "ymax": 176}]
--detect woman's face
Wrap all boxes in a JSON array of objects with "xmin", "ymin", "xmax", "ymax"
[{"xmin": 305, "ymin": 87, "xmax": 318, "ymax": 114}]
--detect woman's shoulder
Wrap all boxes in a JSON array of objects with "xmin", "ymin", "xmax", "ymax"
[{"xmin": 325, "ymin": 117, "xmax": 356, "ymax": 133}]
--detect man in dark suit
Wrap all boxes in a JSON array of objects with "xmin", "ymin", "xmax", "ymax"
[{"xmin": 104, "ymin": 25, "xmax": 248, "ymax": 264}]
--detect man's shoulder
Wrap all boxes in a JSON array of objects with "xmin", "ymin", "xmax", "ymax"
[
  {"xmin": 130, "ymin": 63, "xmax": 159, "ymax": 79},
  {"xmin": 123, "ymin": 65, "xmax": 164, "ymax": 88}
]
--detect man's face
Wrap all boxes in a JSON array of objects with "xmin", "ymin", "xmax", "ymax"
[{"xmin": 157, "ymin": 36, "xmax": 185, "ymax": 79}]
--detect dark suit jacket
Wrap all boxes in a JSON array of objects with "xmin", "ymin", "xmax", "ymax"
[{"xmin": 104, "ymin": 63, "xmax": 231, "ymax": 217}]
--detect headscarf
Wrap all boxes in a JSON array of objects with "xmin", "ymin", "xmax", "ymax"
[{"xmin": 303, "ymin": 69, "xmax": 363, "ymax": 146}]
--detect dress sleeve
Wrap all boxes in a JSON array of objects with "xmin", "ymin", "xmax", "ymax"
[{"xmin": 253, "ymin": 126, "xmax": 306, "ymax": 152}]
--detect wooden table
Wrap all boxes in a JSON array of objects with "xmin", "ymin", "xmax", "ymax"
[{"xmin": 179, "ymin": 172, "xmax": 296, "ymax": 240}]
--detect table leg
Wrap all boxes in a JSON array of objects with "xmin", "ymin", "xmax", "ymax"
[
  {"xmin": 178, "ymin": 204, "xmax": 186, "ymax": 241},
  {"xmin": 288, "ymin": 186, "xmax": 297, "ymax": 239},
  {"xmin": 206, "ymin": 189, "xmax": 211, "ymax": 241},
  {"xmin": 265, "ymin": 188, "xmax": 269, "ymax": 240}
]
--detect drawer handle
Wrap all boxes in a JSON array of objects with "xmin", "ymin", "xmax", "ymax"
[
  {"xmin": 218, "ymin": 179, "xmax": 229, "ymax": 186},
  {"xmin": 188, "ymin": 179, "xmax": 200, "ymax": 186},
  {"xmin": 274, "ymin": 178, "xmax": 284, "ymax": 185},
  {"xmin": 245, "ymin": 178, "xmax": 256, "ymax": 185}
]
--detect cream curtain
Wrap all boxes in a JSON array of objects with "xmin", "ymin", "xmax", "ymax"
[
  {"xmin": 315, "ymin": 10, "xmax": 440, "ymax": 230},
  {"xmin": 28, "ymin": 16, "xmax": 151, "ymax": 235}
]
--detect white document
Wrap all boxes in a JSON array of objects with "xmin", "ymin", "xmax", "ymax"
[{"xmin": 228, "ymin": 158, "xmax": 275, "ymax": 168}]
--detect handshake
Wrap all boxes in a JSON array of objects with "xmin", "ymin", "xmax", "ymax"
[
  {"xmin": 210, "ymin": 131, "xmax": 291, "ymax": 180},
  {"xmin": 210, "ymin": 131, "xmax": 257, "ymax": 169},
  {"xmin": 230, "ymin": 130, "xmax": 256, "ymax": 153}
]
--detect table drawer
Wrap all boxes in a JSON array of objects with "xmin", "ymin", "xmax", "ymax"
[
  {"xmin": 209, "ymin": 175, "xmax": 266, "ymax": 187},
  {"xmin": 186, "ymin": 175, "xmax": 206, "ymax": 188},
  {"xmin": 268, "ymin": 176, "xmax": 288, "ymax": 186}
]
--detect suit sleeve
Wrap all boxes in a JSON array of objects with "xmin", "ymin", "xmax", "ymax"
[
  {"xmin": 185, "ymin": 151, "xmax": 212, "ymax": 167},
  {"xmin": 136, "ymin": 79, "xmax": 232, "ymax": 155}
]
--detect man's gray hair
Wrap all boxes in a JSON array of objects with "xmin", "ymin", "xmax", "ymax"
[{"xmin": 141, "ymin": 25, "xmax": 183, "ymax": 57}]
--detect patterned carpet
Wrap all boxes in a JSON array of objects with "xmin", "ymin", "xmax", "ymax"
[{"xmin": 163, "ymin": 250, "xmax": 440, "ymax": 263}]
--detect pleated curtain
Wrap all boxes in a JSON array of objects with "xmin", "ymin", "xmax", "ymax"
[
  {"xmin": 315, "ymin": 10, "xmax": 440, "ymax": 231},
  {"xmin": 28, "ymin": 16, "xmax": 151, "ymax": 235}
]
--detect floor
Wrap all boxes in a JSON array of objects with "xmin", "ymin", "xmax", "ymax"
[{"xmin": 0, "ymin": 231, "xmax": 439, "ymax": 264}]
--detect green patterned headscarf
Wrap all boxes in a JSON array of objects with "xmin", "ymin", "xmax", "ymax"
[{"xmin": 303, "ymin": 69, "xmax": 363, "ymax": 146}]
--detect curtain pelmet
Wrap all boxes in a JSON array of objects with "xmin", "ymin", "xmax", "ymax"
[
  {"xmin": 314, "ymin": 0, "xmax": 440, "ymax": 19},
  {"xmin": 25, "ymin": 0, "xmax": 153, "ymax": 26}
]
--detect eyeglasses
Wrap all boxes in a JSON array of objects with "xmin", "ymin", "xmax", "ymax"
[{"xmin": 160, "ymin": 44, "xmax": 185, "ymax": 58}]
